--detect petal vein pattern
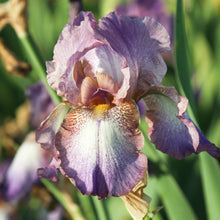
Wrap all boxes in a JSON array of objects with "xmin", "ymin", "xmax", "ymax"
[{"xmin": 55, "ymin": 101, "xmax": 147, "ymax": 198}]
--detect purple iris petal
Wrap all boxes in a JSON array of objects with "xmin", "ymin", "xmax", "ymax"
[
  {"xmin": 47, "ymin": 11, "xmax": 170, "ymax": 104},
  {"xmin": 26, "ymin": 82, "xmax": 55, "ymax": 128},
  {"xmin": 1, "ymin": 132, "xmax": 51, "ymax": 202},
  {"xmin": 97, "ymin": 12, "xmax": 170, "ymax": 100},
  {"xmin": 54, "ymin": 101, "xmax": 147, "ymax": 198},
  {"xmin": 116, "ymin": 0, "xmax": 174, "ymax": 43},
  {"xmin": 137, "ymin": 100, "xmax": 147, "ymax": 117},
  {"xmin": 179, "ymin": 113, "xmax": 220, "ymax": 158},
  {"xmin": 82, "ymin": 45, "xmax": 124, "ymax": 88},
  {"xmin": 116, "ymin": 0, "xmax": 174, "ymax": 65},
  {"xmin": 37, "ymin": 157, "xmax": 59, "ymax": 182},
  {"xmin": 143, "ymin": 86, "xmax": 220, "ymax": 159},
  {"xmin": 46, "ymin": 12, "xmax": 104, "ymax": 104}
]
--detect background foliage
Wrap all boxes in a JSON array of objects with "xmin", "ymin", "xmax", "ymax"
[{"xmin": 0, "ymin": 0, "xmax": 220, "ymax": 219}]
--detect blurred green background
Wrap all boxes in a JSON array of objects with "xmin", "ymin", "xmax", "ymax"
[{"xmin": 0, "ymin": 0, "xmax": 220, "ymax": 219}]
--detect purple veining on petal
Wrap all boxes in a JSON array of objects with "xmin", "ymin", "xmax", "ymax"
[{"xmin": 54, "ymin": 101, "xmax": 147, "ymax": 198}]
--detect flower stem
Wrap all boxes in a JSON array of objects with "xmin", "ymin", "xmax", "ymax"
[
  {"xmin": 18, "ymin": 34, "xmax": 60, "ymax": 105},
  {"xmin": 41, "ymin": 179, "xmax": 85, "ymax": 220},
  {"xmin": 91, "ymin": 197, "xmax": 111, "ymax": 220}
]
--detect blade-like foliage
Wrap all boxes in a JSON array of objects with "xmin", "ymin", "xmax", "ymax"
[{"xmin": 175, "ymin": 1, "xmax": 220, "ymax": 219}]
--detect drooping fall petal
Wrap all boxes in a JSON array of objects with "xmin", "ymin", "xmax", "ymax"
[
  {"xmin": 179, "ymin": 113, "xmax": 220, "ymax": 158},
  {"xmin": 143, "ymin": 86, "xmax": 220, "ymax": 159},
  {"xmin": 55, "ymin": 101, "xmax": 147, "ymax": 198}
]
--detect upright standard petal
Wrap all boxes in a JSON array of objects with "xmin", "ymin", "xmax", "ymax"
[
  {"xmin": 143, "ymin": 86, "xmax": 220, "ymax": 159},
  {"xmin": 116, "ymin": 0, "xmax": 174, "ymax": 44},
  {"xmin": 82, "ymin": 45, "xmax": 125, "ymax": 88},
  {"xmin": 47, "ymin": 11, "xmax": 104, "ymax": 104},
  {"xmin": 97, "ymin": 12, "xmax": 170, "ymax": 100},
  {"xmin": 55, "ymin": 101, "xmax": 147, "ymax": 198},
  {"xmin": 47, "ymin": 11, "xmax": 170, "ymax": 104}
]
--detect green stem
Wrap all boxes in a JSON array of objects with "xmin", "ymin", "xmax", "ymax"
[
  {"xmin": 75, "ymin": 193, "xmax": 99, "ymax": 220},
  {"xmin": 156, "ymin": 175, "xmax": 198, "ymax": 220},
  {"xmin": 41, "ymin": 179, "xmax": 85, "ymax": 220},
  {"xmin": 91, "ymin": 197, "xmax": 110, "ymax": 220},
  {"xmin": 18, "ymin": 34, "xmax": 60, "ymax": 105},
  {"xmin": 18, "ymin": 33, "xmax": 103, "ymax": 219},
  {"xmin": 175, "ymin": 0, "xmax": 196, "ymax": 114},
  {"xmin": 100, "ymin": 199, "xmax": 111, "ymax": 220}
]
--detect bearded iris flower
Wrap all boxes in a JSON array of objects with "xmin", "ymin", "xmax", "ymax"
[{"xmin": 36, "ymin": 11, "xmax": 220, "ymax": 199}]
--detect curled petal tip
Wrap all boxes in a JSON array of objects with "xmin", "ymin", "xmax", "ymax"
[{"xmin": 37, "ymin": 167, "xmax": 59, "ymax": 182}]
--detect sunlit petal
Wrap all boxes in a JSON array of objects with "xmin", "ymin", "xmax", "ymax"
[
  {"xmin": 47, "ymin": 12, "xmax": 103, "ymax": 104},
  {"xmin": 55, "ymin": 101, "xmax": 147, "ymax": 198},
  {"xmin": 97, "ymin": 12, "xmax": 170, "ymax": 100}
]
